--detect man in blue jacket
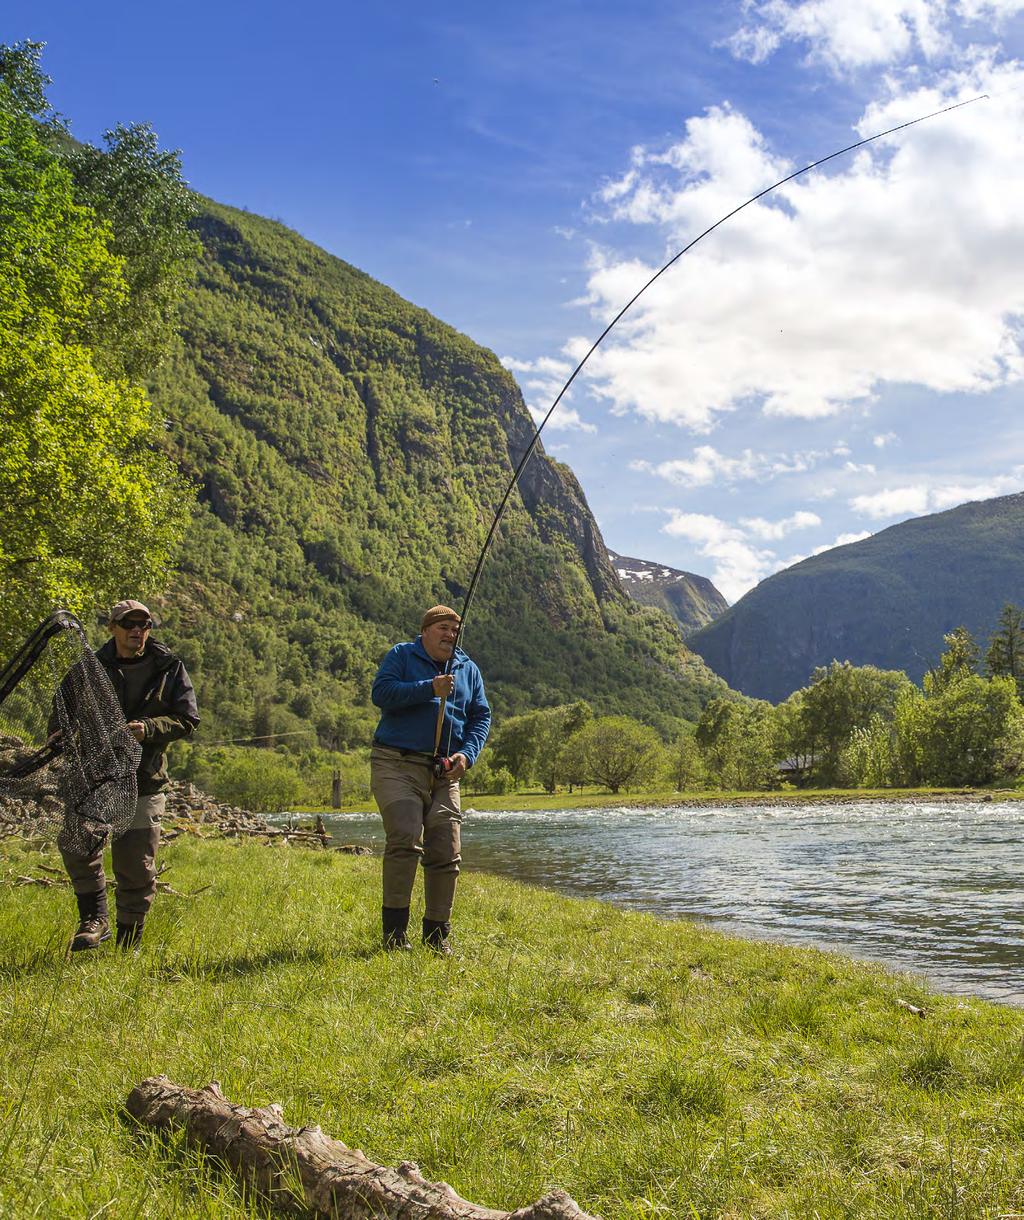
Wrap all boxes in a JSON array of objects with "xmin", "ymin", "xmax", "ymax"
[{"xmin": 370, "ymin": 605, "xmax": 490, "ymax": 954}]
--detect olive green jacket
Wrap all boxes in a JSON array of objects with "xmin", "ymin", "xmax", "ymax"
[{"xmin": 95, "ymin": 638, "xmax": 200, "ymax": 794}]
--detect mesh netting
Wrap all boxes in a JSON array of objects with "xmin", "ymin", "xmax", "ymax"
[{"xmin": 0, "ymin": 611, "xmax": 141, "ymax": 855}]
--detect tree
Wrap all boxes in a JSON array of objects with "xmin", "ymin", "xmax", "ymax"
[
  {"xmin": 666, "ymin": 728, "xmax": 705, "ymax": 792},
  {"xmin": 925, "ymin": 626, "xmax": 980, "ymax": 695},
  {"xmin": 67, "ymin": 122, "xmax": 200, "ymax": 379},
  {"xmin": 489, "ymin": 712, "xmax": 540, "ymax": 787},
  {"xmin": 986, "ymin": 603, "xmax": 1024, "ymax": 699},
  {"xmin": 463, "ymin": 752, "xmax": 515, "ymax": 796},
  {"xmin": 0, "ymin": 43, "xmax": 195, "ymax": 649},
  {"xmin": 797, "ymin": 662, "xmax": 913, "ymax": 785},
  {"xmin": 532, "ymin": 701, "xmax": 592, "ymax": 792},
  {"xmin": 564, "ymin": 715, "xmax": 661, "ymax": 794},
  {"xmin": 0, "ymin": 40, "xmax": 60, "ymax": 131},
  {"xmin": 695, "ymin": 696, "xmax": 777, "ymax": 790},
  {"xmin": 556, "ymin": 736, "xmax": 590, "ymax": 792},
  {"xmin": 916, "ymin": 674, "xmax": 1024, "ymax": 786},
  {"xmin": 195, "ymin": 748, "xmax": 302, "ymax": 812}
]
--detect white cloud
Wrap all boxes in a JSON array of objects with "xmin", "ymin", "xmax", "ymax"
[
  {"xmin": 844, "ymin": 460, "xmax": 877, "ymax": 474},
  {"xmin": 658, "ymin": 499, "xmax": 905, "ymax": 598},
  {"xmin": 662, "ymin": 509, "xmax": 822, "ymax": 598},
  {"xmin": 850, "ymin": 469, "xmax": 1024, "ymax": 518},
  {"xmin": 960, "ymin": 0, "xmax": 1024, "ymax": 16},
  {"xmin": 850, "ymin": 485, "xmax": 932, "ymax": 518},
  {"xmin": 740, "ymin": 510, "xmax": 822, "ymax": 539},
  {"xmin": 662, "ymin": 511, "xmax": 777, "ymax": 601},
  {"xmin": 632, "ymin": 446, "xmax": 759, "ymax": 486},
  {"xmin": 572, "ymin": 62, "xmax": 1024, "ymax": 434},
  {"xmin": 728, "ymin": 1, "xmax": 951, "ymax": 70},
  {"xmin": 812, "ymin": 529, "xmax": 873, "ymax": 554},
  {"xmin": 929, "ymin": 473, "xmax": 1024, "ymax": 506},
  {"xmin": 500, "ymin": 354, "xmax": 597, "ymax": 433},
  {"xmin": 873, "ymin": 431, "xmax": 899, "ymax": 447},
  {"xmin": 630, "ymin": 443, "xmax": 845, "ymax": 487},
  {"xmin": 726, "ymin": 1, "xmax": 1024, "ymax": 72}
]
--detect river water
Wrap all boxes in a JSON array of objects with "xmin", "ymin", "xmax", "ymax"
[{"xmin": 308, "ymin": 800, "xmax": 1024, "ymax": 1004}]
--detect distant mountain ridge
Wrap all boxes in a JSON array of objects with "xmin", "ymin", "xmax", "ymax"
[
  {"xmin": 687, "ymin": 492, "xmax": 1024, "ymax": 702},
  {"xmin": 608, "ymin": 550, "xmax": 728, "ymax": 635}
]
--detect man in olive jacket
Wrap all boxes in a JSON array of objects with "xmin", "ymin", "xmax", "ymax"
[{"xmin": 61, "ymin": 600, "xmax": 199, "ymax": 951}]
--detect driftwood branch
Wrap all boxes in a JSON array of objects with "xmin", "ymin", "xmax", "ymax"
[
  {"xmin": 125, "ymin": 1076, "xmax": 599, "ymax": 1219},
  {"xmin": 895, "ymin": 998, "xmax": 927, "ymax": 1019},
  {"xmin": 1, "ymin": 869, "xmax": 208, "ymax": 898},
  {"xmin": 155, "ymin": 881, "xmax": 212, "ymax": 899}
]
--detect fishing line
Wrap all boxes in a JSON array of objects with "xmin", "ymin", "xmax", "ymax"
[{"xmin": 436, "ymin": 91, "xmax": 987, "ymax": 765}]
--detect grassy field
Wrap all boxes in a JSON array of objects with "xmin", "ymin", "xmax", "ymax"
[{"xmin": 2, "ymin": 834, "xmax": 1024, "ymax": 1218}]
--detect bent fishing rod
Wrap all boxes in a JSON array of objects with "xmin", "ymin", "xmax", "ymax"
[{"xmin": 431, "ymin": 91, "xmax": 986, "ymax": 770}]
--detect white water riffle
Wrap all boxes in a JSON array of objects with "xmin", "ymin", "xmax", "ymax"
[{"xmin": 307, "ymin": 801, "xmax": 1024, "ymax": 1004}]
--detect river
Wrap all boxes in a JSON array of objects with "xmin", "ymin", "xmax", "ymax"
[{"xmin": 303, "ymin": 800, "xmax": 1024, "ymax": 1004}]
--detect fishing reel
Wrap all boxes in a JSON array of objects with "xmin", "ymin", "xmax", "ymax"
[{"xmin": 432, "ymin": 754, "xmax": 454, "ymax": 779}]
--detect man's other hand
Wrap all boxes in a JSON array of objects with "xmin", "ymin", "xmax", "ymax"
[
  {"xmin": 126, "ymin": 720, "xmax": 146, "ymax": 742},
  {"xmin": 432, "ymin": 673, "xmax": 454, "ymax": 698}
]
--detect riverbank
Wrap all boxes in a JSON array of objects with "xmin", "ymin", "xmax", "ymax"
[
  {"xmin": 466, "ymin": 784, "xmax": 1024, "ymax": 813},
  {"xmin": 2, "ymin": 835, "xmax": 1024, "ymax": 1217},
  {"xmin": 299, "ymin": 783, "xmax": 1024, "ymax": 816}
]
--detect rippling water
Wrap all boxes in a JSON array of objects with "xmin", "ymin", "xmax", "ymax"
[{"xmin": 308, "ymin": 800, "xmax": 1024, "ymax": 1003}]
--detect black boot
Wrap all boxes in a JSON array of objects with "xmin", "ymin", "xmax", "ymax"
[
  {"xmin": 116, "ymin": 922, "xmax": 143, "ymax": 951},
  {"xmin": 382, "ymin": 906, "xmax": 412, "ymax": 951},
  {"xmin": 422, "ymin": 918, "xmax": 453, "ymax": 956},
  {"xmin": 71, "ymin": 891, "xmax": 110, "ymax": 952}
]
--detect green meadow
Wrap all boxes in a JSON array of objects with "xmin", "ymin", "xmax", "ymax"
[{"xmin": 2, "ymin": 836, "xmax": 1024, "ymax": 1218}]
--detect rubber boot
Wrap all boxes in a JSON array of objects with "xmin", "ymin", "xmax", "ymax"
[
  {"xmin": 382, "ymin": 906, "xmax": 412, "ymax": 951},
  {"xmin": 116, "ymin": 922, "xmax": 143, "ymax": 951},
  {"xmin": 71, "ymin": 890, "xmax": 110, "ymax": 952},
  {"xmin": 422, "ymin": 918, "xmax": 453, "ymax": 957}
]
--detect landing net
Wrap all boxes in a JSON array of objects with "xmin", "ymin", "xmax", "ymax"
[{"xmin": 0, "ymin": 611, "xmax": 140, "ymax": 855}]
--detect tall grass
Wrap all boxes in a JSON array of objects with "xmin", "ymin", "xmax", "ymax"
[{"xmin": 1, "ymin": 834, "xmax": 1023, "ymax": 1217}]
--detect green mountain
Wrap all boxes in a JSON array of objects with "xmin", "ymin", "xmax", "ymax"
[
  {"xmin": 146, "ymin": 201, "xmax": 727, "ymax": 745},
  {"xmin": 608, "ymin": 550, "xmax": 728, "ymax": 636},
  {"xmin": 687, "ymin": 492, "xmax": 1024, "ymax": 702}
]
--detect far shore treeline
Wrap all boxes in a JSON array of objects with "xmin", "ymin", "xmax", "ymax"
[
  {"xmin": 174, "ymin": 611, "xmax": 1024, "ymax": 809},
  {"xmin": 4, "ymin": 43, "xmax": 1024, "ymax": 815}
]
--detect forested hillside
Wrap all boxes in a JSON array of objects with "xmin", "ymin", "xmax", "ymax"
[
  {"xmin": 688, "ymin": 493, "xmax": 1024, "ymax": 701},
  {"xmin": 148, "ymin": 201, "xmax": 727, "ymax": 744}
]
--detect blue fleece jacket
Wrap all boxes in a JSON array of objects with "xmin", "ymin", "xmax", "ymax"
[{"xmin": 371, "ymin": 637, "xmax": 491, "ymax": 766}]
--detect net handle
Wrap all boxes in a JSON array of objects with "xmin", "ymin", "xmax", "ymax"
[{"xmin": 0, "ymin": 611, "xmax": 86, "ymax": 708}]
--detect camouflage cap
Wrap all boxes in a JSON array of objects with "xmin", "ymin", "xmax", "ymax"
[{"xmin": 109, "ymin": 599, "xmax": 153, "ymax": 623}]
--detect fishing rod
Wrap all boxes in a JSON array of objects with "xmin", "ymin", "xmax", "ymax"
[
  {"xmin": 432, "ymin": 91, "xmax": 986, "ymax": 770},
  {"xmin": 458, "ymin": 93, "xmax": 986, "ymax": 642}
]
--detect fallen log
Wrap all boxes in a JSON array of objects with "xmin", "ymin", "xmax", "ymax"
[{"xmin": 125, "ymin": 1076, "xmax": 599, "ymax": 1219}]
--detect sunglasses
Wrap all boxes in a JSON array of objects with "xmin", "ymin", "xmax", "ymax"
[{"xmin": 116, "ymin": 618, "xmax": 153, "ymax": 630}]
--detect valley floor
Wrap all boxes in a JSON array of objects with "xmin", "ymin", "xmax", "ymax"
[{"xmin": 1, "ymin": 835, "xmax": 1023, "ymax": 1218}]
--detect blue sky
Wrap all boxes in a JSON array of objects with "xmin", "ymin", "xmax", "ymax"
[{"xmin": 9, "ymin": 1, "xmax": 1024, "ymax": 601}]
